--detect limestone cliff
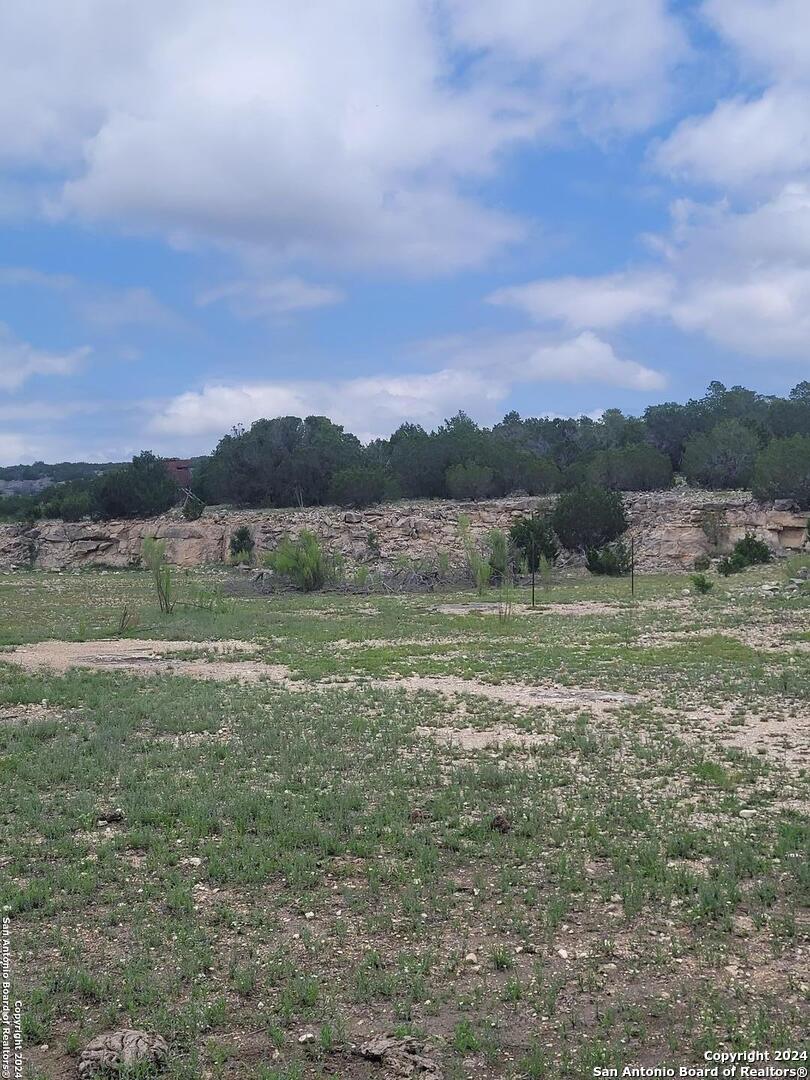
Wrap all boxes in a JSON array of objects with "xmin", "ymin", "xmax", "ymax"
[{"xmin": 0, "ymin": 489, "xmax": 806, "ymax": 573}]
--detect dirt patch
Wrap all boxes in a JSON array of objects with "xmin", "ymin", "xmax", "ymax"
[
  {"xmin": 0, "ymin": 702, "xmax": 62, "ymax": 726},
  {"xmin": 436, "ymin": 601, "xmax": 627, "ymax": 617},
  {"xmin": 2, "ymin": 638, "xmax": 293, "ymax": 685},
  {"xmin": 371, "ymin": 674, "xmax": 634, "ymax": 714},
  {"xmin": 666, "ymin": 701, "xmax": 810, "ymax": 770},
  {"xmin": 416, "ymin": 724, "xmax": 554, "ymax": 751},
  {"xmin": 638, "ymin": 624, "xmax": 810, "ymax": 653}
]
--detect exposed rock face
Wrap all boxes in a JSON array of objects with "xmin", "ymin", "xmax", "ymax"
[
  {"xmin": 78, "ymin": 1029, "xmax": 168, "ymax": 1077},
  {"xmin": 0, "ymin": 488, "xmax": 806, "ymax": 573}
]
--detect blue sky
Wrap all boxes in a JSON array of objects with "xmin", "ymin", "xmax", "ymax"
[{"xmin": 1, "ymin": 0, "xmax": 809, "ymax": 463}]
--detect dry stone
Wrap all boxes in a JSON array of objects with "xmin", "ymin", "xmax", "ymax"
[
  {"xmin": 78, "ymin": 1029, "xmax": 168, "ymax": 1077},
  {"xmin": 0, "ymin": 488, "xmax": 806, "ymax": 574}
]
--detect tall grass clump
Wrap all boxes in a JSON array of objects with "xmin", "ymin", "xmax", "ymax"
[
  {"xmin": 265, "ymin": 530, "xmax": 326, "ymax": 591},
  {"xmin": 458, "ymin": 516, "xmax": 492, "ymax": 596},
  {"xmin": 141, "ymin": 536, "xmax": 175, "ymax": 613}
]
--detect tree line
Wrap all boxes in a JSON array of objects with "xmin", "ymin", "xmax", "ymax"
[{"xmin": 1, "ymin": 380, "xmax": 809, "ymax": 522}]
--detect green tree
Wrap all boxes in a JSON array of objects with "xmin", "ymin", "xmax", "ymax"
[
  {"xmin": 445, "ymin": 461, "xmax": 495, "ymax": 500},
  {"xmin": 587, "ymin": 445, "xmax": 673, "ymax": 491},
  {"xmin": 329, "ymin": 465, "xmax": 388, "ymax": 508},
  {"xmin": 551, "ymin": 486, "xmax": 628, "ymax": 551},
  {"xmin": 682, "ymin": 420, "xmax": 760, "ymax": 489},
  {"xmin": 751, "ymin": 435, "xmax": 810, "ymax": 504},
  {"xmin": 509, "ymin": 515, "xmax": 558, "ymax": 570},
  {"xmin": 94, "ymin": 452, "xmax": 178, "ymax": 518}
]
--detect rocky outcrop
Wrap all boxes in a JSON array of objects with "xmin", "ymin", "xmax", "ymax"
[{"xmin": 0, "ymin": 488, "xmax": 806, "ymax": 573}]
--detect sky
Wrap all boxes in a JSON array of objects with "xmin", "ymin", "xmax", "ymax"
[{"xmin": 1, "ymin": 0, "xmax": 810, "ymax": 464}]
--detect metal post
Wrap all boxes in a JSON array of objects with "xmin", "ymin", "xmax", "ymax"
[
  {"xmin": 531, "ymin": 512, "xmax": 536, "ymax": 608},
  {"xmin": 630, "ymin": 534, "xmax": 635, "ymax": 598}
]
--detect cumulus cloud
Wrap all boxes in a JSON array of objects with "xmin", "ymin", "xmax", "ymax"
[
  {"xmin": 654, "ymin": 2, "xmax": 810, "ymax": 194},
  {"xmin": 488, "ymin": 272, "xmax": 674, "ymax": 329},
  {"xmin": 0, "ymin": 324, "xmax": 89, "ymax": 390},
  {"xmin": 446, "ymin": 0, "xmax": 687, "ymax": 134},
  {"xmin": 495, "ymin": 186, "xmax": 810, "ymax": 360},
  {"xmin": 150, "ymin": 368, "xmax": 508, "ymax": 444},
  {"xmin": 0, "ymin": 1, "xmax": 687, "ymax": 274},
  {"xmin": 522, "ymin": 332, "xmax": 667, "ymax": 390},
  {"xmin": 654, "ymin": 87, "xmax": 810, "ymax": 192},
  {"xmin": 198, "ymin": 277, "xmax": 344, "ymax": 318},
  {"xmin": 151, "ymin": 328, "xmax": 665, "ymax": 447}
]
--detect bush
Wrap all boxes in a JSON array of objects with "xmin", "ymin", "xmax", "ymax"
[
  {"xmin": 94, "ymin": 451, "xmax": 178, "ymax": 518},
  {"xmin": 693, "ymin": 553, "xmax": 712, "ymax": 572},
  {"xmin": 266, "ymin": 530, "xmax": 326, "ymax": 591},
  {"xmin": 329, "ymin": 465, "xmax": 388, "ymax": 508},
  {"xmin": 587, "ymin": 444, "xmax": 673, "ymax": 491},
  {"xmin": 691, "ymin": 572, "xmax": 714, "ymax": 594},
  {"xmin": 458, "ymin": 516, "xmax": 492, "ymax": 595},
  {"xmin": 682, "ymin": 420, "xmax": 759, "ymax": 489},
  {"xmin": 141, "ymin": 536, "xmax": 175, "ymax": 613},
  {"xmin": 487, "ymin": 528, "xmax": 511, "ymax": 584},
  {"xmin": 551, "ymin": 486, "xmax": 628, "ymax": 551},
  {"xmin": 732, "ymin": 532, "xmax": 771, "ymax": 567},
  {"xmin": 56, "ymin": 489, "xmax": 94, "ymax": 522},
  {"xmin": 585, "ymin": 540, "xmax": 631, "ymax": 576},
  {"xmin": 446, "ymin": 461, "xmax": 495, "ymax": 500},
  {"xmin": 717, "ymin": 553, "xmax": 747, "ymax": 576},
  {"xmin": 509, "ymin": 515, "xmax": 558, "ymax": 570},
  {"xmin": 751, "ymin": 435, "xmax": 810, "ymax": 504},
  {"xmin": 229, "ymin": 526, "xmax": 254, "ymax": 561},
  {"xmin": 182, "ymin": 497, "xmax": 204, "ymax": 521}
]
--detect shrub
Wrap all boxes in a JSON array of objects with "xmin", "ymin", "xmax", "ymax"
[
  {"xmin": 446, "ymin": 461, "xmax": 495, "ymax": 500},
  {"xmin": 693, "ymin": 554, "xmax": 712, "ymax": 572},
  {"xmin": 266, "ymin": 530, "xmax": 326, "ymax": 591},
  {"xmin": 458, "ymin": 516, "xmax": 492, "ymax": 595},
  {"xmin": 329, "ymin": 465, "xmax": 387, "ymax": 508},
  {"xmin": 585, "ymin": 540, "xmax": 631, "ymax": 576},
  {"xmin": 587, "ymin": 444, "xmax": 674, "ymax": 491},
  {"xmin": 691, "ymin": 572, "xmax": 714, "ymax": 594},
  {"xmin": 94, "ymin": 451, "xmax": 178, "ymax": 518},
  {"xmin": 551, "ymin": 486, "xmax": 628, "ymax": 551},
  {"xmin": 732, "ymin": 532, "xmax": 771, "ymax": 567},
  {"xmin": 182, "ymin": 497, "xmax": 204, "ymax": 521},
  {"xmin": 229, "ymin": 526, "xmax": 254, "ymax": 561},
  {"xmin": 751, "ymin": 435, "xmax": 810, "ymax": 504},
  {"xmin": 56, "ymin": 489, "xmax": 94, "ymax": 522},
  {"xmin": 509, "ymin": 515, "xmax": 558, "ymax": 570},
  {"xmin": 487, "ymin": 528, "xmax": 511, "ymax": 584},
  {"xmin": 718, "ymin": 533, "xmax": 771, "ymax": 576},
  {"xmin": 141, "ymin": 536, "xmax": 175, "ymax": 613},
  {"xmin": 717, "ymin": 553, "xmax": 747, "ymax": 576},
  {"xmin": 682, "ymin": 420, "xmax": 759, "ymax": 490}
]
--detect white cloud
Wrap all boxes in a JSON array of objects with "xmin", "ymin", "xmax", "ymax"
[
  {"xmin": 198, "ymin": 277, "xmax": 344, "ymax": 318},
  {"xmin": 654, "ymin": 3, "xmax": 810, "ymax": 194},
  {"xmin": 0, "ymin": 324, "xmax": 89, "ymax": 390},
  {"xmin": 654, "ymin": 87, "xmax": 810, "ymax": 192},
  {"xmin": 151, "ymin": 327, "xmax": 665, "ymax": 446},
  {"xmin": 495, "ymin": 185, "xmax": 810, "ymax": 360},
  {"xmin": 447, "ymin": 0, "xmax": 687, "ymax": 134},
  {"xmin": 0, "ymin": 265, "xmax": 183, "ymax": 333},
  {"xmin": 703, "ymin": 0, "xmax": 810, "ymax": 80},
  {"xmin": 0, "ymin": 1, "xmax": 687, "ymax": 274},
  {"xmin": 150, "ymin": 368, "xmax": 508, "ymax": 444},
  {"xmin": 488, "ymin": 271, "xmax": 673, "ymax": 329},
  {"xmin": 523, "ymin": 332, "xmax": 667, "ymax": 390},
  {"xmin": 661, "ymin": 186, "xmax": 810, "ymax": 355}
]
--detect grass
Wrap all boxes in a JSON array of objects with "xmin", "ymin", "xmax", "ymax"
[{"xmin": 0, "ymin": 563, "xmax": 807, "ymax": 1078}]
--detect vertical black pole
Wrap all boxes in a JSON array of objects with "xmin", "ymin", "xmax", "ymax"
[
  {"xmin": 531, "ymin": 512, "xmax": 536, "ymax": 608},
  {"xmin": 631, "ymin": 534, "xmax": 635, "ymax": 599}
]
